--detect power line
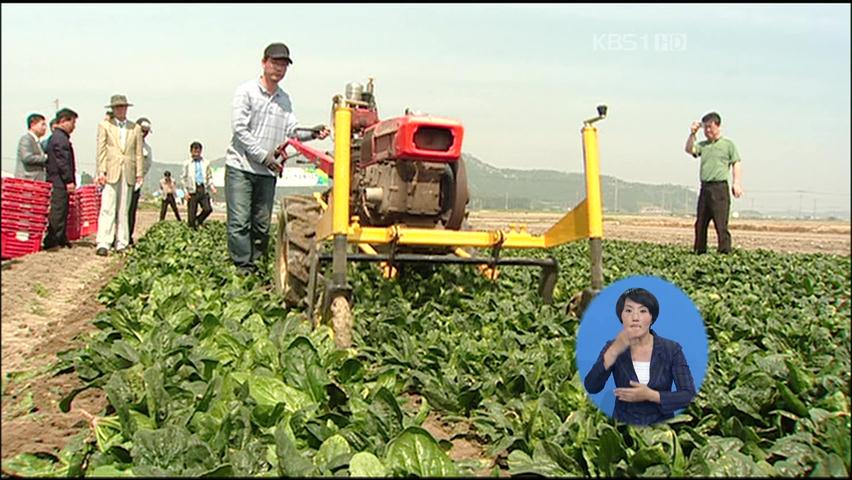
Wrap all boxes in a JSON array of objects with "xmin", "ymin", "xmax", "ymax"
[{"xmin": 747, "ymin": 189, "xmax": 850, "ymax": 196}]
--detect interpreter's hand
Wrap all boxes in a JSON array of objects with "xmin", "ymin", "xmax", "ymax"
[
  {"xmin": 66, "ymin": 183, "xmax": 76, "ymax": 193},
  {"xmin": 97, "ymin": 174, "xmax": 107, "ymax": 186},
  {"xmin": 315, "ymin": 126, "xmax": 331, "ymax": 140},
  {"xmin": 614, "ymin": 381, "xmax": 655, "ymax": 403},
  {"xmin": 262, "ymin": 150, "xmax": 283, "ymax": 175},
  {"xmin": 610, "ymin": 329, "xmax": 631, "ymax": 356},
  {"xmin": 690, "ymin": 121, "xmax": 701, "ymax": 135},
  {"xmin": 732, "ymin": 183, "xmax": 743, "ymax": 198}
]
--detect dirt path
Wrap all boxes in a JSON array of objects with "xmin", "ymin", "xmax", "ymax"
[
  {"xmin": 468, "ymin": 211, "xmax": 851, "ymax": 256},
  {"xmin": 1, "ymin": 208, "xmax": 165, "ymax": 460}
]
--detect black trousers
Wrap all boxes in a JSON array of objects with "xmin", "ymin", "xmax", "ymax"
[
  {"xmin": 128, "ymin": 188, "xmax": 141, "ymax": 244},
  {"xmin": 187, "ymin": 185, "xmax": 212, "ymax": 229},
  {"xmin": 43, "ymin": 183, "xmax": 69, "ymax": 249},
  {"xmin": 694, "ymin": 181, "xmax": 731, "ymax": 253},
  {"xmin": 160, "ymin": 193, "xmax": 181, "ymax": 221}
]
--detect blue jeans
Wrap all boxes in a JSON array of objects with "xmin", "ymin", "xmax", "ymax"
[{"xmin": 225, "ymin": 165, "xmax": 277, "ymax": 268}]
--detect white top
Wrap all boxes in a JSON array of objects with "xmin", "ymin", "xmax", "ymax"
[
  {"xmin": 224, "ymin": 78, "xmax": 314, "ymax": 176},
  {"xmin": 633, "ymin": 361, "xmax": 651, "ymax": 385},
  {"xmin": 141, "ymin": 140, "xmax": 153, "ymax": 177},
  {"xmin": 117, "ymin": 119, "xmax": 128, "ymax": 150}
]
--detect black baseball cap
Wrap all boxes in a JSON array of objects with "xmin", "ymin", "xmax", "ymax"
[{"xmin": 264, "ymin": 43, "xmax": 293, "ymax": 64}]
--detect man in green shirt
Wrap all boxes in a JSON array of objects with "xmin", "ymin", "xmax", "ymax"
[{"xmin": 684, "ymin": 112, "xmax": 743, "ymax": 254}]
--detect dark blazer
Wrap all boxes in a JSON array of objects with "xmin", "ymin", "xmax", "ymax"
[
  {"xmin": 584, "ymin": 329, "xmax": 696, "ymax": 426},
  {"xmin": 15, "ymin": 132, "xmax": 47, "ymax": 181},
  {"xmin": 45, "ymin": 128, "xmax": 76, "ymax": 187}
]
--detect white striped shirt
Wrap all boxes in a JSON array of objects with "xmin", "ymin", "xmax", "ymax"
[
  {"xmin": 633, "ymin": 361, "xmax": 651, "ymax": 385},
  {"xmin": 225, "ymin": 77, "xmax": 313, "ymax": 176}
]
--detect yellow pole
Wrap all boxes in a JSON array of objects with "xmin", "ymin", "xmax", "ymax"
[
  {"xmin": 582, "ymin": 125, "xmax": 603, "ymax": 238},
  {"xmin": 333, "ymin": 104, "xmax": 352, "ymax": 234}
]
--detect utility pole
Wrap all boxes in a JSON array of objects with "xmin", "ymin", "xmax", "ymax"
[
  {"xmin": 798, "ymin": 193, "xmax": 803, "ymax": 219},
  {"xmin": 53, "ymin": 98, "xmax": 59, "ymax": 112}
]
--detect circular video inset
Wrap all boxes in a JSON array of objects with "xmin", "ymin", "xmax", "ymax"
[{"xmin": 575, "ymin": 275, "xmax": 708, "ymax": 426}]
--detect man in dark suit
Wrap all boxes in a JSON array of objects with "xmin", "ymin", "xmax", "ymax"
[
  {"xmin": 42, "ymin": 108, "xmax": 78, "ymax": 251},
  {"xmin": 15, "ymin": 113, "xmax": 48, "ymax": 181}
]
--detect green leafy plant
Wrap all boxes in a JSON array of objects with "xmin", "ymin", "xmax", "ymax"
[{"xmin": 3, "ymin": 220, "xmax": 849, "ymax": 477}]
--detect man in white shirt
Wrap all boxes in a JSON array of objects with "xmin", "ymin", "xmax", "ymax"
[
  {"xmin": 95, "ymin": 94, "xmax": 144, "ymax": 257},
  {"xmin": 223, "ymin": 42, "xmax": 329, "ymax": 274}
]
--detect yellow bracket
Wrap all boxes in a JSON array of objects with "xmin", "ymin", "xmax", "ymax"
[
  {"xmin": 454, "ymin": 248, "xmax": 499, "ymax": 280},
  {"xmin": 359, "ymin": 243, "xmax": 398, "ymax": 278}
]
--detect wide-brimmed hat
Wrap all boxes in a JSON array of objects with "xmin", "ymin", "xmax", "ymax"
[{"xmin": 105, "ymin": 94, "xmax": 133, "ymax": 108}]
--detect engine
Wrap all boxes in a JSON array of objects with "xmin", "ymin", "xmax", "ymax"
[{"xmin": 345, "ymin": 80, "xmax": 469, "ymax": 230}]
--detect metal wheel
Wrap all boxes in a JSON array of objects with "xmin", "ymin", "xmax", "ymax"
[{"xmin": 274, "ymin": 195, "xmax": 322, "ymax": 308}]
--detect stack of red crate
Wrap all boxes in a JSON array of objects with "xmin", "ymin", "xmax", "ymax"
[
  {"xmin": 66, "ymin": 185, "xmax": 101, "ymax": 241},
  {"xmin": 77, "ymin": 185, "xmax": 101, "ymax": 238},
  {"xmin": 1, "ymin": 177, "xmax": 53, "ymax": 259}
]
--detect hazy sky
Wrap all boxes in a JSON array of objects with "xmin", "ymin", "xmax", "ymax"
[{"xmin": 2, "ymin": 3, "xmax": 849, "ymax": 213}]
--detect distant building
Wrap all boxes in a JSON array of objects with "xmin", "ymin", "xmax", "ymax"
[{"xmin": 639, "ymin": 205, "xmax": 670, "ymax": 215}]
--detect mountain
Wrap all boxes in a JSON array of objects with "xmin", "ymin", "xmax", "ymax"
[
  {"xmin": 144, "ymin": 154, "xmax": 852, "ymax": 218},
  {"xmin": 462, "ymin": 154, "xmax": 697, "ymax": 214}
]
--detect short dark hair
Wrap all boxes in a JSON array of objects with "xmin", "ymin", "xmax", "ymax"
[
  {"xmin": 701, "ymin": 112, "xmax": 721, "ymax": 126},
  {"xmin": 615, "ymin": 288, "xmax": 660, "ymax": 324},
  {"xmin": 55, "ymin": 108, "xmax": 78, "ymax": 123},
  {"xmin": 164, "ymin": 170, "xmax": 171, "ymax": 177},
  {"xmin": 26, "ymin": 113, "xmax": 45, "ymax": 129},
  {"xmin": 190, "ymin": 141, "xmax": 203, "ymax": 150}
]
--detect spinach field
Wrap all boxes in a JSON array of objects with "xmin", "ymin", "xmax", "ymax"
[{"xmin": 3, "ymin": 220, "xmax": 849, "ymax": 477}]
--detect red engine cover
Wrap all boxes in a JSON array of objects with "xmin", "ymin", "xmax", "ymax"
[{"xmin": 366, "ymin": 115, "xmax": 464, "ymax": 163}]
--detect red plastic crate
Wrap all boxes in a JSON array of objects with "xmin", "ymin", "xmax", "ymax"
[
  {"xmin": 80, "ymin": 219, "xmax": 98, "ymax": 237},
  {"xmin": 1, "ymin": 209, "xmax": 49, "ymax": 226},
  {"xmin": 1, "ymin": 188, "xmax": 51, "ymax": 205},
  {"xmin": 1, "ymin": 227, "xmax": 44, "ymax": 259},
  {"xmin": 1, "ymin": 177, "xmax": 52, "ymax": 194},
  {"xmin": 1, "ymin": 217, "xmax": 47, "ymax": 235},
  {"xmin": 66, "ymin": 224, "xmax": 81, "ymax": 241},
  {"xmin": 1, "ymin": 179, "xmax": 52, "ymax": 239},
  {"xmin": 0, "ymin": 186, "xmax": 52, "ymax": 199},
  {"xmin": 77, "ymin": 185, "xmax": 100, "ymax": 194},
  {"xmin": 1, "ymin": 198, "xmax": 51, "ymax": 215},
  {"xmin": 1, "ymin": 202, "xmax": 50, "ymax": 219},
  {"xmin": 65, "ymin": 199, "xmax": 81, "ymax": 241}
]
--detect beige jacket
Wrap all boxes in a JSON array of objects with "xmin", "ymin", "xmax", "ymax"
[{"xmin": 96, "ymin": 118, "xmax": 144, "ymax": 185}]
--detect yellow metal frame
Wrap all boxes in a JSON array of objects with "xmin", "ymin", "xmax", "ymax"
[{"xmin": 319, "ymin": 102, "xmax": 604, "ymax": 251}]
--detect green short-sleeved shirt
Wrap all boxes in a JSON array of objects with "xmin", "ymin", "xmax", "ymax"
[{"xmin": 693, "ymin": 137, "xmax": 740, "ymax": 182}]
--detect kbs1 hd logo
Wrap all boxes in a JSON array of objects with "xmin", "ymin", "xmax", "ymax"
[{"xmin": 592, "ymin": 33, "xmax": 687, "ymax": 52}]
